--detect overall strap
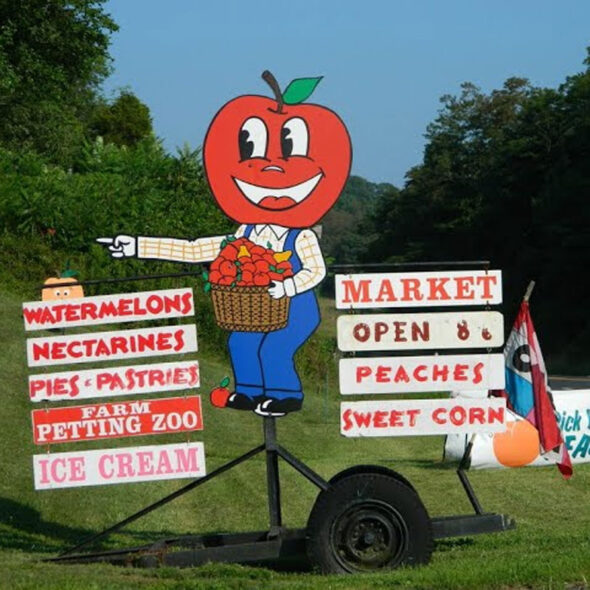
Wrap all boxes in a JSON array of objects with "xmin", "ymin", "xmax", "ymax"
[
  {"xmin": 284, "ymin": 228, "xmax": 302, "ymax": 273},
  {"xmin": 243, "ymin": 224, "xmax": 255, "ymax": 239}
]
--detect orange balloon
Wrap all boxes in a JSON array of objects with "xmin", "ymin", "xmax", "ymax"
[{"xmin": 493, "ymin": 420, "xmax": 540, "ymax": 467}]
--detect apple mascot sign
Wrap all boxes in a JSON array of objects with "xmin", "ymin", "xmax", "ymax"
[{"xmin": 99, "ymin": 71, "xmax": 352, "ymax": 418}]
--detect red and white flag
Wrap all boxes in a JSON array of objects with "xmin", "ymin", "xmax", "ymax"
[{"xmin": 491, "ymin": 299, "xmax": 572, "ymax": 479}]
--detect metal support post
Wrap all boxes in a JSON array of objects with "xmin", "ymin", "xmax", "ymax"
[{"xmin": 263, "ymin": 418, "xmax": 282, "ymax": 534}]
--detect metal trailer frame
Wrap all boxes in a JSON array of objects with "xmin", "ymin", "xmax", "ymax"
[{"xmin": 41, "ymin": 261, "xmax": 515, "ymax": 570}]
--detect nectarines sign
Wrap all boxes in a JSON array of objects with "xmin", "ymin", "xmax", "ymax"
[{"xmin": 26, "ymin": 324, "xmax": 198, "ymax": 367}]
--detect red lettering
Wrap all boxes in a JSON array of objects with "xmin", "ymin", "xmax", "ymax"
[
  {"xmin": 393, "ymin": 365, "xmax": 410, "ymax": 383},
  {"xmin": 449, "ymin": 406, "xmax": 466, "ymax": 426},
  {"xmin": 407, "ymin": 409, "xmax": 421, "ymax": 427},
  {"xmin": 400, "ymin": 278, "xmax": 423, "ymax": 302},
  {"xmin": 375, "ymin": 322, "xmax": 389, "ymax": 342},
  {"xmin": 353, "ymin": 323, "xmax": 370, "ymax": 342},
  {"xmin": 454, "ymin": 276, "xmax": 475, "ymax": 300},
  {"xmin": 356, "ymin": 366, "xmax": 372, "ymax": 383},
  {"xmin": 476, "ymin": 275, "xmax": 497, "ymax": 300},
  {"xmin": 392, "ymin": 321, "xmax": 407, "ymax": 342},
  {"xmin": 373, "ymin": 411, "xmax": 388, "ymax": 428},
  {"xmin": 453, "ymin": 364, "xmax": 468, "ymax": 381},
  {"xmin": 432, "ymin": 408, "xmax": 446, "ymax": 424},
  {"xmin": 413, "ymin": 365, "xmax": 428, "ymax": 382},
  {"xmin": 388, "ymin": 410, "xmax": 404, "ymax": 427},
  {"xmin": 469, "ymin": 407, "xmax": 485, "ymax": 424},
  {"xmin": 472, "ymin": 362, "xmax": 484, "ymax": 384},
  {"xmin": 427, "ymin": 277, "xmax": 450, "ymax": 301},
  {"xmin": 375, "ymin": 365, "xmax": 391, "ymax": 383},
  {"xmin": 432, "ymin": 364, "xmax": 449, "ymax": 381},
  {"xmin": 375, "ymin": 280, "xmax": 397, "ymax": 303},
  {"xmin": 488, "ymin": 406, "xmax": 505, "ymax": 424},
  {"xmin": 342, "ymin": 279, "xmax": 371, "ymax": 304}
]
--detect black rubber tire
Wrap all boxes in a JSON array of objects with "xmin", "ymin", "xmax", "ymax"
[{"xmin": 306, "ymin": 473, "xmax": 433, "ymax": 574}]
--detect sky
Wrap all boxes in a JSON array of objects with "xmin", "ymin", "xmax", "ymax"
[{"xmin": 102, "ymin": 0, "xmax": 590, "ymax": 187}]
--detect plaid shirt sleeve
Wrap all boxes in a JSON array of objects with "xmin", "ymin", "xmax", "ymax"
[
  {"xmin": 291, "ymin": 229, "xmax": 326, "ymax": 294},
  {"xmin": 137, "ymin": 226, "xmax": 246, "ymax": 263}
]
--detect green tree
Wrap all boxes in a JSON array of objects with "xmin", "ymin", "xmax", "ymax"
[
  {"xmin": 364, "ymin": 50, "xmax": 590, "ymax": 371},
  {"xmin": 90, "ymin": 90, "xmax": 153, "ymax": 147},
  {"xmin": 0, "ymin": 0, "xmax": 117, "ymax": 164}
]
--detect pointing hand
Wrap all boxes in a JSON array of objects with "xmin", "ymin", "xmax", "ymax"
[{"xmin": 96, "ymin": 235, "xmax": 137, "ymax": 258}]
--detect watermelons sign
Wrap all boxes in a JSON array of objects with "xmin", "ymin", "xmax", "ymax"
[{"xmin": 22, "ymin": 288, "xmax": 205, "ymax": 490}]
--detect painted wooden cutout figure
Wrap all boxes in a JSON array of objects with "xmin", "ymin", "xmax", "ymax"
[{"xmin": 98, "ymin": 71, "xmax": 352, "ymax": 416}]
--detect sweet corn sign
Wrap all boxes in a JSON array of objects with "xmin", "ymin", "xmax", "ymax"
[
  {"xmin": 336, "ymin": 270, "xmax": 507, "ymax": 437},
  {"xmin": 22, "ymin": 288, "xmax": 205, "ymax": 490}
]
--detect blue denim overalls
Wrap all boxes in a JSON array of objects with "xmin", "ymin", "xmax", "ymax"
[{"xmin": 227, "ymin": 225, "xmax": 321, "ymax": 402}]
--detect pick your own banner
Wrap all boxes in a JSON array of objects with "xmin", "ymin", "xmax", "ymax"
[{"xmin": 444, "ymin": 389, "xmax": 590, "ymax": 468}]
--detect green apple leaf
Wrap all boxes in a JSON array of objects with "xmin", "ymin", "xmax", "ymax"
[
  {"xmin": 220, "ymin": 376, "xmax": 230, "ymax": 388},
  {"xmin": 283, "ymin": 77, "xmax": 323, "ymax": 105}
]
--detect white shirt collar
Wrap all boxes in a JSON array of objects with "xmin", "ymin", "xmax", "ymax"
[{"xmin": 254, "ymin": 224, "xmax": 289, "ymax": 240}]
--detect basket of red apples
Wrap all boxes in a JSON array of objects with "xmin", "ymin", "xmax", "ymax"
[{"xmin": 204, "ymin": 236, "xmax": 294, "ymax": 332}]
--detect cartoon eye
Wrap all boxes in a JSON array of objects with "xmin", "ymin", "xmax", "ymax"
[
  {"xmin": 62, "ymin": 289, "xmax": 70, "ymax": 297},
  {"xmin": 281, "ymin": 117, "xmax": 308, "ymax": 158},
  {"xmin": 54, "ymin": 290, "xmax": 61, "ymax": 297},
  {"xmin": 239, "ymin": 117, "xmax": 267, "ymax": 160}
]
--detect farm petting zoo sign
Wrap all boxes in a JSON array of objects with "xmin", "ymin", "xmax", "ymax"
[
  {"xmin": 336, "ymin": 269, "xmax": 507, "ymax": 437},
  {"xmin": 22, "ymin": 288, "xmax": 205, "ymax": 490}
]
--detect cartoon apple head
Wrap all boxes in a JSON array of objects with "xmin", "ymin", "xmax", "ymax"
[{"xmin": 203, "ymin": 71, "xmax": 352, "ymax": 227}]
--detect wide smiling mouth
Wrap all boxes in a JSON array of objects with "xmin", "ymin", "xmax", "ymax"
[{"xmin": 233, "ymin": 172, "xmax": 323, "ymax": 209}]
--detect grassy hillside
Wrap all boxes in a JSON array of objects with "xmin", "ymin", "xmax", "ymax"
[{"xmin": 1, "ymin": 287, "xmax": 589, "ymax": 589}]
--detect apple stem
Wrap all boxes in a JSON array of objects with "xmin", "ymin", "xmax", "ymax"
[{"xmin": 262, "ymin": 70, "xmax": 284, "ymax": 114}]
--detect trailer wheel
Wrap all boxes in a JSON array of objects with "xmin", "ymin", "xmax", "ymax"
[{"xmin": 306, "ymin": 473, "xmax": 433, "ymax": 573}]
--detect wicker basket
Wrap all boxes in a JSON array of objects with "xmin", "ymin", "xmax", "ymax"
[{"xmin": 210, "ymin": 284, "xmax": 290, "ymax": 332}]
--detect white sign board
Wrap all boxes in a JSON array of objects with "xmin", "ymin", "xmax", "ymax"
[
  {"xmin": 28, "ymin": 360, "xmax": 200, "ymax": 402},
  {"xmin": 335, "ymin": 270, "xmax": 502, "ymax": 309},
  {"xmin": 339, "ymin": 353, "xmax": 505, "ymax": 395},
  {"xmin": 23, "ymin": 288, "xmax": 195, "ymax": 331},
  {"xmin": 337, "ymin": 311, "xmax": 504, "ymax": 352},
  {"xmin": 444, "ymin": 390, "xmax": 590, "ymax": 468},
  {"xmin": 27, "ymin": 324, "xmax": 198, "ymax": 367},
  {"xmin": 33, "ymin": 441, "xmax": 206, "ymax": 489},
  {"xmin": 341, "ymin": 398, "xmax": 506, "ymax": 437}
]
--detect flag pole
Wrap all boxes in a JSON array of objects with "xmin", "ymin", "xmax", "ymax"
[{"xmin": 523, "ymin": 280, "xmax": 535, "ymax": 302}]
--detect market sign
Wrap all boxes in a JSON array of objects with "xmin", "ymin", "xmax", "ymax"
[
  {"xmin": 26, "ymin": 324, "xmax": 198, "ymax": 367},
  {"xmin": 22, "ymin": 288, "xmax": 194, "ymax": 331},
  {"xmin": 337, "ymin": 311, "xmax": 504, "ymax": 352},
  {"xmin": 28, "ymin": 360, "xmax": 200, "ymax": 402},
  {"xmin": 341, "ymin": 398, "xmax": 506, "ymax": 437},
  {"xmin": 339, "ymin": 353, "xmax": 505, "ymax": 394},
  {"xmin": 32, "ymin": 441, "xmax": 206, "ymax": 490},
  {"xmin": 31, "ymin": 396, "xmax": 203, "ymax": 444},
  {"xmin": 335, "ymin": 270, "xmax": 502, "ymax": 309}
]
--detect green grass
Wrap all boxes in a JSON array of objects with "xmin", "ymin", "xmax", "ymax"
[{"xmin": 1, "ymin": 288, "xmax": 589, "ymax": 589}]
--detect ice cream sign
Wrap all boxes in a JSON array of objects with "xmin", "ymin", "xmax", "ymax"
[
  {"xmin": 336, "ymin": 270, "xmax": 507, "ymax": 437},
  {"xmin": 22, "ymin": 288, "xmax": 205, "ymax": 490}
]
